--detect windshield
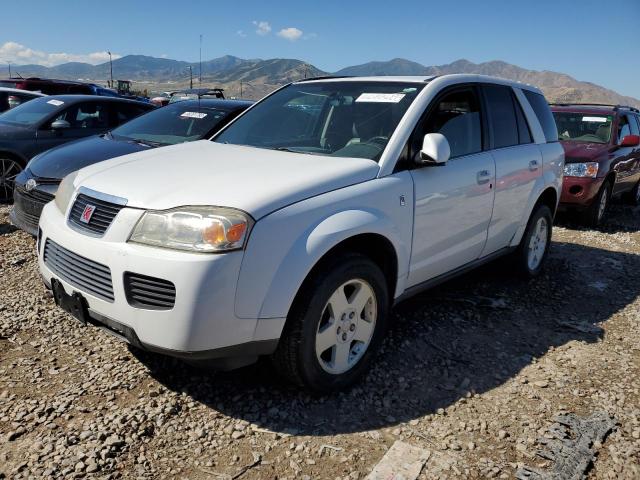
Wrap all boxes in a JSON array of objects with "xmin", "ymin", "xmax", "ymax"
[
  {"xmin": 214, "ymin": 81, "xmax": 425, "ymax": 161},
  {"xmin": 553, "ymin": 112, "xmax": 613, "ymax": 144},
  {"xmin": 0, "ymin": 96, "xmax": 63, "ymax": 125},
  {"xmin": 112, "ymin": 103, "xmax": 236, "ymax": 145}
]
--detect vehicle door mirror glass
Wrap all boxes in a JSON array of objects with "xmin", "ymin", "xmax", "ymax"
[
  {"xmin": 51, "ymin": 119, "xmax": 71, "ymax": 130},
  {"xmin": 620, "ymin": 134, "xmax": 640, "ymax": 147},
  {"xmin": 420, "ymin": 133, "xmax": 451, "ymax": 165}
]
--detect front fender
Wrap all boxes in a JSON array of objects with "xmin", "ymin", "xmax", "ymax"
[{"xmin": 235, "ymin": 207, "xmax": 408, "ymax": 323}]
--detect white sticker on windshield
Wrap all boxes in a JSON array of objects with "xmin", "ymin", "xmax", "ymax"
[
  {"xmin": 47, "ymin": 99, "xmax": 64, "ymax": 107},
  {"xmin": 582, "ymin": 116, "xmax": 608, "ymax": 123},
  {"xmin": 180, "ymin": 111, "xmax": 207, "ymax": 119},
  {"xmin": 355, "ymin": 93, "xmax": 405, "ymax": 103}
]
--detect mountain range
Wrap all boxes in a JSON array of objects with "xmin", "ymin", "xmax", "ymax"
[{"xmin": 8, "ymin": 55, "xmax": 639, "ymax": 107}]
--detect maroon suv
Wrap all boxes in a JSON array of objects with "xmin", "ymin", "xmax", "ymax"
[{"xmin": 552, "ymin": 104, "xmax": 640, "ymax": 225}]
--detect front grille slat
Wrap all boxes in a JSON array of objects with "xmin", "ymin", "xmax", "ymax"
[
  {"xmin": 44, "ymin": 239, "xmax": 114, "ymax": 302},
  {"xmin": 124, "ymin": 272, "xmax": 175, "ymax": 310},
  {"xmin": 68, "ymin": 193, "xmax": 124, "ymax": 236}
]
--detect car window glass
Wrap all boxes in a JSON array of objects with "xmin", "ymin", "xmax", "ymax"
[
  {"xmin": 626, "ymin": 114, "xmax": 639, "ymax": 136},
  {"xmin": 513, "ymin": 95, "xmax": 532, "ymax": 144},
  {"xmin": 112, "ymin": 104, "xmax": 150, "ymax": 127},
  {"xmin": 418, "ymin": 89, "xmax": 482, "ymax": 159},
  {"xmin": 617, "ymin": 116, "xmax": 631, "ymax": 143},
  {"xmin": 523, "ymin": 90, "xmax": 558, "ymax": 142},
  {"xmin": 484, "ymin": 85, "xmax": 519, "ymax": 149},
  {"xmin": 53, "ymin": 102, "xmax": 109, "ymax": 129}
]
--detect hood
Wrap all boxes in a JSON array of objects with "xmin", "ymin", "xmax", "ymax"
[
  {"xmin": 0, "ymin": 121, "xmax": 33, "ymax": 140},
  {"xmin": 75, "ymin": 141, "xmax": 380, "ymax": 219},
  {"xmin": 560, "ymin": 140, "xmax": 610, "ymax": 162},
  {"xmin": 29, "ymin": 134, "xmax": 150, "ymax": 179}
]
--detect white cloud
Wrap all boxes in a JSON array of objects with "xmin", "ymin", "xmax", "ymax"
[
  {"xmin": 236, "ymin": 30, "xmax": 247, "ymax": 38},
  {"xmin": 277, "ymin": 27, "xmax": 303, "ymax": 41},
  {"xmin": 252, "ymin": 21, "xmax": 271, "ymax": 36},
  {"xmin": 0, "ymin": 41, "xmax": 120, "ymax": 66}
]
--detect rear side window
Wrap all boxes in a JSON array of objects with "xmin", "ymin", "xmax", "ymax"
[
  {"xmin": 513, "ymin": 96, "xmax": 532, "ymax": 144},
  {"xmin": 484, "ymin": 85, "xmax": 518, "ymax": 149},
  {"xmin": 523, "ymin": 90, "xmax": 558, "ymax": 142}
]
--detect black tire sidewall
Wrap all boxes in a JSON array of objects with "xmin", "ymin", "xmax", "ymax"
[
  {"xmin": 586, "ymin": 181, "xmax": 610, "ymax": 226},
  {"xmin": 517, "ymin": 204, "xmax": 553, "ymax": 277},
  {"xmin": 295, "ymin": 254, "xmax": 389, "ymax": 392}
]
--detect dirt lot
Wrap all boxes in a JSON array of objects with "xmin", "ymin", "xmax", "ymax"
[{"xmin": 1, "ymin": 203, "xmax": 639, "ymax": 479}]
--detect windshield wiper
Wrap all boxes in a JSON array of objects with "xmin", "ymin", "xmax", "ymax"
[
  {"xmin": 129, "ymin": 138, "xmax": 163, "ymax": 148},
  {"xmin": 271, "ymin": 146, "xmax": 321, "ymax": 155}
]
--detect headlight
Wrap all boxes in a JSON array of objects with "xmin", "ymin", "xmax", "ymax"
[
  {"xmin": 129, "ymin": 206, "xmax": 253, "ymax": 253},
  {"xmin": 54, "ymin": 171, "xmax": 78, "ymax": 213},
  {"xmin": 564, "ymin": 162, "xmax": 599, "ymax": 178}
]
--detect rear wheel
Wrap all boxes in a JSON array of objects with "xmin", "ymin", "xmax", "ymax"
[
  {"xmin": 583, "ymin": 181, "xmax": 611, "ymax": 227},
  {"xmin": 0, "ymin": 157, "xmax": 23, "ymax": 203},
  {"xmin": 512, "ymin": 204, "xmax": 553, "ymax": 278},
  {"xmin": 272, "ymin": 253, "xmax": 389, "ymax": 392}
]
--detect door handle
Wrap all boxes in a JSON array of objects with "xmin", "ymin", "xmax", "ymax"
[
  {"xmin": 529, "ymin": 160, "xmax": 540, "ymax": 171},
  {"xmin": 477, "ymin": 170, "xmax": 492, "ymax": 184}
]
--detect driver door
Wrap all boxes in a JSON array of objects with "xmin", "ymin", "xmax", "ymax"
[
  {"xmin": 407, "ymin": 86, "xmax": 496, "ymax": 286},
  {"xmin": 36, "ymin": 101, "xmax": 110, "ymax": 153}
]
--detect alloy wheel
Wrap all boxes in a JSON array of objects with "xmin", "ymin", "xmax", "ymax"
[
  {"xmin": 527, "ymin": 216, "xmax": 548, "ymax": 271},
  {"xmin": 597, "ymin": 187, "xmax": 608, "ymax": 221},
  {"xmin": 315, "ymin": 279, "xmax": 377, "ymax": 375},
  {"xmin": 0, "ymin": 158, "xmax": 22, "ymax": 203}
]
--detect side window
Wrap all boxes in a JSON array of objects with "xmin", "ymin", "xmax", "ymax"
[
  {"xmin": 484, "ymin": 85, "xmax": 518, "ymax": 149},
  {"xmin": 418, "ymin": 88, "xmax": 483, "ymax": 159},
  {"xmin": 53, "ymin": 102, "xmax": 109, "ymax": 129},
  {"xmin": 625, "ymin": 114, "xmax": 639, "ymax": 136},
  {"xmin": 112, "ymin": 104, "xmax": 150, "ymax": 127},
  {"xmin": 523, "ymin": 90, "xmax": 558, "ymax": 142},
  {"xmin": 617, "ymin": 115, "xmax": 631, "ymax": 143},
  {"xmin": 513, "ymin": 95, "xmax": 532, "ymax": 144}
]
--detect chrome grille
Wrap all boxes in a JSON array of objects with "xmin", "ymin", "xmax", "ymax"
[
  {"xmin": 69, "ymin": 194, "xmax": 124, "ymax": 235},
  {"xmin": 43, "ymin": 239, "xmax": 114, "ymax": 302},
  {"xmin": 124, "ymin": 272, "xmax": 176, "ymax": 310}
]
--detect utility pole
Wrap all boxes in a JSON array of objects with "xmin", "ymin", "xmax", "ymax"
[
  {"xmin": 7, "ymin": 61, "xmax": 10, "ymax": 78},
  {"xmin": 199, "ymin": 34, "xmax": 202, "ymax": 85},
  {"xmin": 188, "ymin": 66, "xmax": 193, "ymax": 89},
  {"xmin": 108, "ymin": 51, "xmax": 113, "ymax": 88}
]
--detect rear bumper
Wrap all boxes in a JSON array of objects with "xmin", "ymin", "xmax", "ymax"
[{"xmin": 559, "ymin": 176, "xmax": 604, "ymax": 208}]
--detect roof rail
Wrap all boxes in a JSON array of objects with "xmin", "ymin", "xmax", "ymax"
[
  {"xmin": 295, "ymin": 75, "xmax": 354, "ymax": 82},
  {"xmin": 550, "ymin": 103, "xmax": 640, "ymax": 113}
]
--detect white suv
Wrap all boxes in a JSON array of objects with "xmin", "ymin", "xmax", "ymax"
[{"xmin": 38, "ymin": 75, "xmax": 563, "ymax": 391}]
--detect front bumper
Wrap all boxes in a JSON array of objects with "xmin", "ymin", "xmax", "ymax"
[
  {"xmin": 11, "ymin": 184, "xmax": 56, "ymax": 236},
  {"xmin": 37, "ymin": 201, "xmax": 280, "ymax": 362},
  {"xmin": 559, "ymin": 176, "xmax": 604, "ymax": 209}
]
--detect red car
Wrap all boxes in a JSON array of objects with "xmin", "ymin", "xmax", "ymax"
[{"xmin": 552, "ymin": 104, "xmax": 640, "ymax": 225}]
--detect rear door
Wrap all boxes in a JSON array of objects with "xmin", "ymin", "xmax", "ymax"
[
  {"xmin": 407, "ymin": 85, "xmax": 496, "ymax": 286},
  {"xmin": 481, "ymin": 84, "xmax": 542, "ymax": 256}
]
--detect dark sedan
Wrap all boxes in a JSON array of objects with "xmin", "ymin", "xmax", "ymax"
[
  {"xmin": 10, "ymin": 99, "xmax": 252, "ymax": 235},
  {"xmin": 0, "ymin": 95, "xmax": 154, "ymax": 202}
]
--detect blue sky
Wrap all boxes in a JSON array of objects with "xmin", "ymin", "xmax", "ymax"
[{"xmin": 1, "ymin": 0, "xmax": 639, "ymax": 98}]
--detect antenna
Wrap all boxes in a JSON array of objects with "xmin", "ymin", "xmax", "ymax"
[{"xmin": 199, "ymin": 34, "xmax": 202, "ymax": 86}]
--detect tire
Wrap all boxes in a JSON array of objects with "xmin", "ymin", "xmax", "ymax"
[
  {"xmin": 512, "ymin": 204, "xmax": 553, "ymax": 278},
  {"xmin": 583, "ymin": 181, "xmax": 611, "ymax": 227},
  {"xmin": 272, "ymin": 252, "xmax": 389, "ymax": 393},
  {"xmin": 0, "ymin": 156, "xmax": 23, "ymax": 204},
  {"xmin": 625, "ymin": 180, "xmax": 640, "ymax": 206}
]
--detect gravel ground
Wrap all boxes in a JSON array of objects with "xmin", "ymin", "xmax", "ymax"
[{"xmin": 1, "ymin": 203, "xmax": 639, "ymax": 479}]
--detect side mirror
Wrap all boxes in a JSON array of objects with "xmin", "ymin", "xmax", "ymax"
[
  {"xmin": 419, "ymin": 133, "xmax": 450, "ymax": 165},
  {"xmin": 51, "ymin": 119, "xmax": 70, "ymax": 130},
  {"xmin": 620, "ymin": 134, "xmax": 640, "ymax": 147}
]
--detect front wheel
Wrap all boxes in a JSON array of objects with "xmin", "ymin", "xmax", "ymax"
[
  {"xmin": 512, "ymin": 204, "xmax": 553, "ymax": 278},
  {"xmin": 0, "ymin": 157, "xmax": 23, "ymax": 203},
  {"xmin": 272, "ymin": 253, "xmax": 389, "ymax": 392},
  {"xmin": 583, "ymin": 181, "xmax": 611, "ymax": 227}
]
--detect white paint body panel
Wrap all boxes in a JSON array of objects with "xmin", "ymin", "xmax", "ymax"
[{"xmin": 37, "ymin": 74, "xmax": 562, "ymax": 357}]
